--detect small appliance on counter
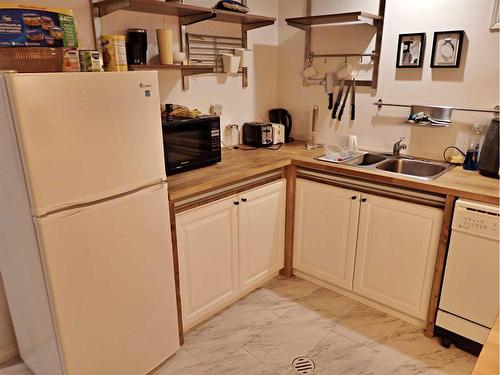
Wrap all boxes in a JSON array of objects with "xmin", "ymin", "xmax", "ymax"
[
  {"xmin": 478, "ymin": 118, "xmax": 499, "ymax": 178},
  {"xmin": 269, "ymin": 108, "xmax": 292, "ymax": 143},
  {"xmin": 242, "ymin": 122, "xmax": 273, "ymax": 147},
  {"xmin": 271, "ymin": 123, "xmax": 285, "ymax": 144},
  {"xmin": 162, "ymin": 116, "xmax": 221, "ymax": 174}
]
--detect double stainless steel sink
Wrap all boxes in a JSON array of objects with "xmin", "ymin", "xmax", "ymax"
[{"xmin": 341, "ymin": 152, "xmax": 454, "ymax": 180}]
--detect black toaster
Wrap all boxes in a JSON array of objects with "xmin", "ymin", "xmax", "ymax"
[{"xmin": 242, "ymin": 122, "xmax": 273, "ymax": 147}]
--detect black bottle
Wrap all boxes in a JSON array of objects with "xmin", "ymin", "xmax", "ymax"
[{"xmin": 126, "ymin": 29, "xmax": 147, "ymax": 65}]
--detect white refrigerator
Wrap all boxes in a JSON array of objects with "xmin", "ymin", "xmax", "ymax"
[{"xmin": 0, "ymin": 72, "xmax": 180, "ymax": 375}]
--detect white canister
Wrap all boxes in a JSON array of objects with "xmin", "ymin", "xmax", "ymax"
[
  {"xmin": 221, "ymin": 53, "xmax": 241, "ymax": 74},
  {"xmin": 156, "ymin": 29, "xmax": 173, "ymax": 65},
  {"xmin": 234, "ymin": 48, "xmax": 251, "ymax": 67}
]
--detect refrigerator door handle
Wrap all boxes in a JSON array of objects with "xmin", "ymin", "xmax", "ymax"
[{"xmin": 37, "ymin": 181, "xmax": 168, "ymax": 220}]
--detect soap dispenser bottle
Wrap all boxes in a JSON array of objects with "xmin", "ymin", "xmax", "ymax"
[{"xmin": 463, "ymin": 123, "xmax": 481, "ymax": 171}]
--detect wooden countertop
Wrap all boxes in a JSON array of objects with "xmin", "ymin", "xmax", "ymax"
[
  {"xmin": 473, "ymin": 315, "xmax": 499, "ymax": 375},
  {"xmin": 167, "ymin": 142, "xmax": 499, "ymax": 204}
]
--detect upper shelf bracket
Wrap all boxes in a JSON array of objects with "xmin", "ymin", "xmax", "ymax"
[
  {"xmin": 287, "ymin": 0, "xmax": 385, "ymax": 90},
  {"xmin": 179, "ymin": 12, "xmax": 216, "ymax": 26}
]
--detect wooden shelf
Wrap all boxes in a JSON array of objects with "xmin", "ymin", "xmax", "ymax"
[
  {"xmin": 93, "ymin": 0, "xmax": 275, "ymax": 29},
  {"xmin": 286, "ymin": 11, "xmax": 382, "ymax": 30},
  {"xmin": 130, "ymin": 64, "xmax": 212, "ymax": 71}
]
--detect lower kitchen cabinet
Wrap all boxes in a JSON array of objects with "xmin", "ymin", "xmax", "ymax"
[
  {"xmin": 293, "ymin": 178, "xmax": 443, "ymax": 322},
  {"xmin": 176, "ymin": 196, "xmax": 239, "ymax": 330},
  {"xmin": 353, "ymin": 193, "xmax": 443, "ymax": 320},
  {"xmin": 176, "ymin": 180, "xmax": 285, "ymax": 329},
  {"xmin": 293, "ymin": 179, "xmax": 360, "ymax": 290},
  {"xmin": 238, "ymin": 180, "xmax": 285, "ymax": 293}
]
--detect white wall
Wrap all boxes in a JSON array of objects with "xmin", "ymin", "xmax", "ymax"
[
  {"xmin": 278, "ymin": 0, "xmax": 500, "ymax": 160},
  {"xmin": 99, "ymin": 0, "xmax": 279, "ymax": 135}
]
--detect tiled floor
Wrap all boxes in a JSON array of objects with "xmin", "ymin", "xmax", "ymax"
[{"xmin": 0, "ymin": 276, "xmax": 477, "ymax": 375}]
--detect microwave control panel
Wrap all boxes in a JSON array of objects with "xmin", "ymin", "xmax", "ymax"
[{"xmin": 211, "ymin": 127, "xmax": 221, "ymax": 151}]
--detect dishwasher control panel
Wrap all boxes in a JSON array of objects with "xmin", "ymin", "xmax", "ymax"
[{"xmin": 452, "ymin": 200, "xmax": 500, "ymax": 240}]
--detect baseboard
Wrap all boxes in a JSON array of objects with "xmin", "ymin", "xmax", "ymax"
[
  {"xmin": 0, "ymin": 343, "xmax": 18, "ymax": 366},
  {"xmin": 294, "ymin": 270, "xmax": 426, "ymax": 329},
  {"xmin": 183, "ymin": 271, "xmax": 280, "ymax": 332}
]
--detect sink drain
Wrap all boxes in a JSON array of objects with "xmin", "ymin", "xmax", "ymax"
[{"xmin": 292, "ymin": 356, "xmax": 315, "ymax": 374}]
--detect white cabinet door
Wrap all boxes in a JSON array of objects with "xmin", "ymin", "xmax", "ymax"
[
  {"xmin": 177, "ymin": 197, "xmax": 239, "ymax": 329},
  {"xmin": 293, "ymin": 179, "xmax": 361, "ymax": 290},
  {"xmin": 238, "ymin": 180, "xmax": 286, "ymax": 293},
  {"xmin": 353, "ymin": 193, "xmax": 443, "ymax": 320}
]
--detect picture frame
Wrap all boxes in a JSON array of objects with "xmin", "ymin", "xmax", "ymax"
[
  {"xmin": 396, "ymin": 33, "xmax": 426, "ymax": 68},
  {"xmin": 491, "ymin": 0, "xmax": 499, "ymax": 30},
  {"xmin": 430, "ymin": 30, "xmax": 465, "ymax": 68}
]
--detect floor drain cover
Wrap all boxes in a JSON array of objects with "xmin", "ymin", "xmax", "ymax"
[{"xmin": 292, "ymin": 356, "xmax": 315, "ymax": 374}]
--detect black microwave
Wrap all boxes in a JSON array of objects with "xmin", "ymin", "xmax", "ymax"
[{"xmin": 162, "ymin": 116, "xmax": 222, "ymax": 175}]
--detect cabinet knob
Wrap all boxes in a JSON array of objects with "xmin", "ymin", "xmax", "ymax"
[
  {"xmin": 361, "ymin": 198, "xmax": 367, "ymax": 203},
  {"xmin": 241, "ymin": 198, "xmax": 248, "ymax": 202},
  {"xmin": 351, "ymin": 196, "xmax": 357, "ymax": 200},
  {"xmin": 234, "ymin": 201, "xmax": 240, "ymax": 205}
]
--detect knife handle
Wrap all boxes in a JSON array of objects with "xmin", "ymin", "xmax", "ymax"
[
  {"xmin": 332, "ymin": 102, "xmax": 339, "ymax": 119},
  {"xmin": 338, "ymin": 106, "xmax": 344, "ymax": 121},
  {"xmin": 351, "ymin": 104, "xmax": 355, "ymax": 120},
  {"xmin": 328, "ymin": 93, "xmax": 333, "ymax": 110}
]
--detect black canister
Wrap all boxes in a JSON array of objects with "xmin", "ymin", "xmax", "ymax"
[
  {"xmin": 478, "ymin": 118, "xmax": 499, "ymax": 178},
  {"xmin": 126, "ymin": 29, "xmax": 147, "ymax": 65}
]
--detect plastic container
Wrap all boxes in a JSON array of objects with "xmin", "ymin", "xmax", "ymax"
[
  {"xmin": 0, "ymin": 47, "xmax": 63, "ymax": 72},
  {"xmin": 100, "ymin": 35, "xmax": 128, "ymax": 71},
  {"xmin": 463, "ymin": 124, "xmax": 481, "ymax": 171},
  {"xmin": 233, "ymin": 48, "xmax": 251, "ymax": 67},
  {"xmin": 226, "ymin": 124, "xmax": 239, "ymax": 149},
  {"xmin": 221, "ymin": 53, "xmax": 240, "ymax": 74},
  {"xmin": 156, "ymin": 29, "xmax": 173, "ymax": 65}
]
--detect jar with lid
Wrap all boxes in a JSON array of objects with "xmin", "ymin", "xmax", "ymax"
[{"xmin": 226, "ymin": 124, "xmax": 239, "ymax": 149}]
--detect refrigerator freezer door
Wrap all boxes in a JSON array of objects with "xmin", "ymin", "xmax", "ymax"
[
  {"xmin": 0, "ymin": 74, "xmax": 63, "ymax": 375},
  {"xmin": 5, "ymin": 72, "xmax": 166, "ymax": 216},
  {"xmin": 35, "ymin": 184, "xmax": 179, "ymax": 375}
]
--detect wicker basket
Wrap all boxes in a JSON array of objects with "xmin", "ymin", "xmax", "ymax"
[{"xmin": 0, "ymin": 47, "xmax": 63, "ymax": 73}]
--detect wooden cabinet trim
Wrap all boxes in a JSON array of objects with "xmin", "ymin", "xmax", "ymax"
[
  {"xmin": 425, "ymin": 194, "xmax": 457, "ymax": 338},
  {"xmin": 282, "ymin": 165, "xmax": 297, "ymax": 278},
  {"xmin": 174, "ymin": 171, "xmax": 283, "ymax": 214}
]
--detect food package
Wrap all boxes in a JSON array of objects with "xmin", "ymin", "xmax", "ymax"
[{"xmin": 214, "ymin": 0, "xmax": 249, "ymax": 13}]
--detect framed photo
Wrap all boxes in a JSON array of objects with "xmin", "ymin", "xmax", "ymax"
[
  {"xmin": 430, "ymin": 30, "xmax": 465, "ymax": 68},
  {"xmin": 396, "ymin": 33, "xmax": 425, "ymax": 68},
  {"xmin": 491, "ymin": 0, "xmax": 499, "ymax": 30}
]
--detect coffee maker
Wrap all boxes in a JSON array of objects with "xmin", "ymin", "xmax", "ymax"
[{"xmin": 478, "ymin": 118, "xmax": 499, "ymax": 178}]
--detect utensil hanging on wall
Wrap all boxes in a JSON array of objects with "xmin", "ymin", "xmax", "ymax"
[
  {"xmin": 351, "ymin": 78, "xmax": 356, "ymax": 120},
  {"xmin": 338, "ymin": 83, "xmax": 352, "ymax": 121},
  {"xmin": 326, "ymin": 73, "xmax": 334, "ymax": 110},
  {"xmin": 332, "ymin": 79, "xmax": 345, "ymax": 119}
]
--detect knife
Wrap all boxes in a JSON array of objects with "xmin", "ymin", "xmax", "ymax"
[
  {"xmin": 332, "ymin": 79, "xmax": 345, "ymax": 119},
  {"xmin": 326, "ymin": 73, "xmax": 334, "ymax": 110},
  {"xmin": 350, "ymin": 78, "xmax": 356, "ymax": 121},
  {"xmin": 338, "ymin": 83, "xmax": 351, "ymax": 121}
]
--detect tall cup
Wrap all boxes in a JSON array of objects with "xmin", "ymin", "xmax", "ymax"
[
  {"xmin": 156, "ymin": 29, "xmax": 173, "ymax": 65},
  {"xmin": 347, "ymin": 135, "xmax": 358, "ymax": 152}
]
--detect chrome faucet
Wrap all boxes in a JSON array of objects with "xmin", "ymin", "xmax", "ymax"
[{"xmin": 393, "ymin": 137, "xmax": 407, "ymax": 157}]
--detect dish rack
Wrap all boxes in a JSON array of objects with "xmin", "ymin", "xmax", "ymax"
[{"xmin": 185, "ymin": 33, "xmax": 246, "ymax": 81}]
